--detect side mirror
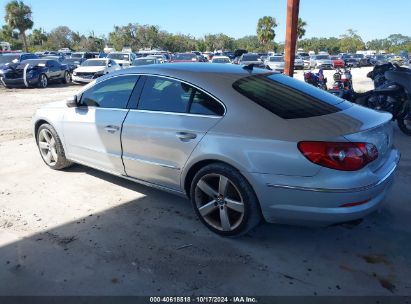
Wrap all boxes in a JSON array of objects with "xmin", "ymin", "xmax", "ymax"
[
  {"xmin": 66, "ymin": 95, "xmax": 78, "ymax": 108},
  {"xmin": 108, "ymin": 64, "xmax": 112, "ymax": 67}
]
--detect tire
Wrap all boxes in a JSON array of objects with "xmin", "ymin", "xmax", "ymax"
[
  {"xmin": 38, "ymin": 74, "xmax": 48, "ymax": 88},
  {"xmin": 190, "ymin": 163, "xmax": 262, "ymax": 237},
  {"xmin": 62, "ymin": 71, "xmax": 71, "ymax": 84},
  {"xmin": 397, "ymin": 113, "xmax": 411, "ymax": 136},
  {"xmin": 36, "ymin": 123, "xmax": 72, "ymax": 170}
]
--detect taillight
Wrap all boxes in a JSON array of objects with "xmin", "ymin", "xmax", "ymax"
[{"xmin": 298, "ymin": 141, "xmax": 378, "ymax": 171}]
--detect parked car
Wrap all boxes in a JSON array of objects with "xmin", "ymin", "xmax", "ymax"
[
  {"xmin": 371, "ymin": 54, "xmax": 389, "ymax": 66},
  {"xmin": 0, "ymin": 58, "xmax": 71, "ymax": 88},
  {"xmin": 107, "ymin": 52, "xmax": 136, "ymax": 68},
  {"xmin": 0, "ymin": 52, "xmax": 38, "ymax": 70},
  {"xmin": 239, "ymin": 53, "xmax": 265, "ymax": 68},
  {"xmin": 297, "ymin": 52, "xmax": 310, "ymax": 61},
  {"xmin": 72, "ymin": 58, "xmax": 120, "ymax": 83},
  {"xmin": 61, "ymin": 57, "xmax": 86, "ymax": 73},
  {"xmin": 310, "ymin": 55, "xmax": 333, "ymax": 69},
  {"xmin": 353, "ymin": 54, "xmax": 369, "ymax": 67},
  {"xmin": 71, "ymin": 52, "xmax": 95, "ymax": 60},
  {"xmin": 211, "ymin": 56, "xmax": 231, "ymax": 64},
  {"xmin": 264, "ymin": 55, "xmax": 284, "ymax": 72},
  {"xmin": 32, "ymin": 63, "xmax": 399, "ymax": 235},
  {"xmin": 171, "ymin": 53, "xmax": 199, "ymax": 63},
  {"xmin": 330, "ymin": 55, "xmax": 345, "ymax": 68},
  {"xmin": 132, "ymin": 57, "xmax": 162, "ymax": 66},
  {"xmin": 294, "ymin": 55, "xmax": 304, "ymax": 70}
]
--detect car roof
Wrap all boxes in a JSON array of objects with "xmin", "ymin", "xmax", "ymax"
[{"xmin": 97, "ymin": 63, "xmax": 272, "ymax": 87}]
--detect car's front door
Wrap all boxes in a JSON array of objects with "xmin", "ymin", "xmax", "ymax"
[
  {"xmin": 63, "ymin": 75, "xmax": 139, "ymax": 174},
  {"xmin": 121, "ymin": 75, "xmax": 225, "ymax": 191}
]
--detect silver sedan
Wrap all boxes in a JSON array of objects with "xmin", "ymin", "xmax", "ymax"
[{"xmin": 33, "ymin": 63, "xmax": 400, "ymax": 236}]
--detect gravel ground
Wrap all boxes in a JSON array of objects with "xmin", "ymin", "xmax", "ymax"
[{"xmin": 0, "ymin": 70, "xmax": 410, "ymax": 296}]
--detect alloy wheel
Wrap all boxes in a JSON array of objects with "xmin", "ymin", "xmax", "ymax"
[
  {"xmin": 40, "ymin": 75, "xmax": 48, "ymax": 88},
  {"xmin": 194, "ymin": 173, "xmax": 245, "ymax": 232},
  {"xmin": 38, "ymin": 129, "xmax": 58, "ymax": 166},
  {"xmin": 65, "ymin": 72, "xmax": 71, "ymax": 83}
]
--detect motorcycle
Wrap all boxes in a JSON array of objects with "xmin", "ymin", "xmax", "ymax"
[
  {"xmin": 328, "ymin": 68, "xmax": 355, "ymax": 101},
  {"xmin": 304, "ymin": 69, "xmax": 327, "ymax": 90},
  {"xmin": 355, "ymin": 63, "xmax": 411, "ymax": 135}
]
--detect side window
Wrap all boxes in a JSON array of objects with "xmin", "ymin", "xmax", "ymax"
[
  {"xmin": 138, "ymin": 76, "xmax": 193, "ymax": 113},
  {"xmin": 189, "ymin": 90, "xmax": 224, "ymax": 116},
  {"xmin": 79, "ymin": 75, "xmax": 138, "ymax": 109}
]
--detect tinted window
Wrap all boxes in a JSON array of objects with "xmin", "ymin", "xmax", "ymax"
[
  {"xmin": 232, "ymin": 74, "xmax": 351, "ymax": 119},
  {"xmin": 242, "ymin": 54, "xmax": 259, "ymax": 61},
  {"xmin": 80, "ymin": 75, "xmax": 138, "ymax": 108},
  {"xmin": 138, "ymin": 76, "xmax": 224, "ymax": 116},
  {"xmin": 138, "ymin": 76, "xmax": 192, "ymax": 113},
  {"xmin": 189, "ymin": 90, "xmax": 224, "ymax": 116}
]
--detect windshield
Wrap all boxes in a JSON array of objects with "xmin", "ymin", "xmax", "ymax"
[
  {"xmin": 0, "ymin": 55, "xmax": 20, "ymax": 64},
  {"xmin": 81, "ymin": 60, "xmax": 107, "ymax": 67},
  {"xmin": 174, "ymin": 53, "xmax": 196, "ymax": 60},
  {"xmin": 376, "ymin": 55, "xmax": 386, "ymax": 60},
  {"xmin": 71, "ymin": 53, "xmax": 84, "ymax": 58},
  {"xmin": 133, "ymin": 59, "xmax": 156, "ymax": 65},
  {"xmin": 242, "ymin": 54, "xmax": 259, "ymax": 61},
  {"xmin": 232, "ymin": 73, "xmax": 350, "ymax": 119},
  {"xmin": 330, "ymin": 56, "xmax": 340, "ymax": 60},
  {"xmin": 108, "ymin": 53, "xmax": 130, "ymax": 60},
  {"xmin": 212, "ymin": 58, "xmax": 230, "ymax": 63},
  {"xmin": 269, "ymin": 57, "xmax": 284, "ymax": 62},
  {"xmin": 354, "ymin": 54, "xmax": 364, "ymax": 58},
  {"xmin": 63, "ymin": 58, "xmax": 81, "ymax": 64},
  {"xmin": 316, "ymin": 55, "xmax": 330, "ymax": 60}
]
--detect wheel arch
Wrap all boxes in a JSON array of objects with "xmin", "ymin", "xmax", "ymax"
[
  {"xmin": 34, "ymin": 119, "xmax": 52, "ymax": 141},
  {"xmin": 182, "ymin": 157, "xmax": 252, "ymax": 199}
]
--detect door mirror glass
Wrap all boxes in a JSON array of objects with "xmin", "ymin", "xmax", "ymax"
[{"xmin": 66, "ymin": 95, "xmax": 78, "ymax": 108}]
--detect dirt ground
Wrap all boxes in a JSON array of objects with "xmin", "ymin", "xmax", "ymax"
[{"xmin": 0, "ymin": 69, "xmax": 410, "ymax": 296}]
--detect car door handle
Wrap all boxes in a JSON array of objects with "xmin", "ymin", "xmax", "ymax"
[
  {"xmin": 105, "ymin": 125, "xmax": 120, "ymax": 134},
  {"xmin": 176, "ymin": 132, "xmax": 197, "ymax": 142}
]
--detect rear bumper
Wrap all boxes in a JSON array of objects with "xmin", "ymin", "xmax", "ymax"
[{"xmin": 250, "ymin": 149, "xmax": 400, "ymax": 226}]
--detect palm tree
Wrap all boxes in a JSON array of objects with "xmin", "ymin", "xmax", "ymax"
[
  {"xmin": 297, "ymin": 18, "xmax": 307, "ymax": 40},
  {"xmin": 256, "ymin": 16, "xmax": 277, "ymax": 46},
  {"xmin": 4, "ymin": 1, "xmax": 33, "ymax": 52}
]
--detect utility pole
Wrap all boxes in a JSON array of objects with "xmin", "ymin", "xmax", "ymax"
[{"xmin": 284, "ymin": 0, "xmax": 300, "ymax": 77}]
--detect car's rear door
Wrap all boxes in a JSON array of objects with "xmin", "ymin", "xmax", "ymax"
[
  {"xmin": 63, "ymin": 75, "xmax": 139, "ymax": 174},
  {"xmin": 121, "ymin": 75, "xmax": 225, "ymax": 191}
]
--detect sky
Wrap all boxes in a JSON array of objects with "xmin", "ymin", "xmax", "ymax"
[{"xmin": 0, "ymin": 0, "xmax": 410, "ymax": 43}]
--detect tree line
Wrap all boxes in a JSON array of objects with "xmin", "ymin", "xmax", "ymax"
[{"xmin": 1, "ymin": 0, "xmax": 410, "ymax": 54}]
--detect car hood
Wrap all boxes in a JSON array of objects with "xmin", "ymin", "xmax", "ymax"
[
  {"xmin": 112, "ymin": 59, "xmax": 130, "ymax": 65},
  {"xmin": 75, "ymin": 66, "xmax": 105, "ymax": 73},
  {"xmin": 41, "ymin": 100, "xmax": 68, "ymax": 109}
]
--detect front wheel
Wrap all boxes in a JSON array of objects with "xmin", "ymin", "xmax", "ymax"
[
  {"xmin": 38, "ymin": 74, "xmax": 48, "ymax": 88},
  {"xmin": 190, "ymin": 163, "xmax": 262, "ymax": 236},
  {"xmin": 397, "ymin": 113, "xmax": 411, "ymax": 136},
  {"xmin": 37, "ymin": 123, "xmax": 72, "ymax": 170},
  {"xmin": 62, "ymin": 71, "xmax": 71, "ymax": 84}
]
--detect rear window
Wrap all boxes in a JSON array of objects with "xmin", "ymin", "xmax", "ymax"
[
  {"xmin": 232, "ymin": 74, "xmax": 351, "ymax": 119},
  {"xmin": 242, "ymin": 54, "xmax": 259, "ymax": 61}
]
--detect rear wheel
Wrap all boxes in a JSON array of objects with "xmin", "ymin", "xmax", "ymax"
[
  {"xmin": 190, "ymin": 163, "xmax": 262, "ymax": 236},
  {"xmin": 37, "ymin": 124, "xmax": 72, "ymax": 170}
]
